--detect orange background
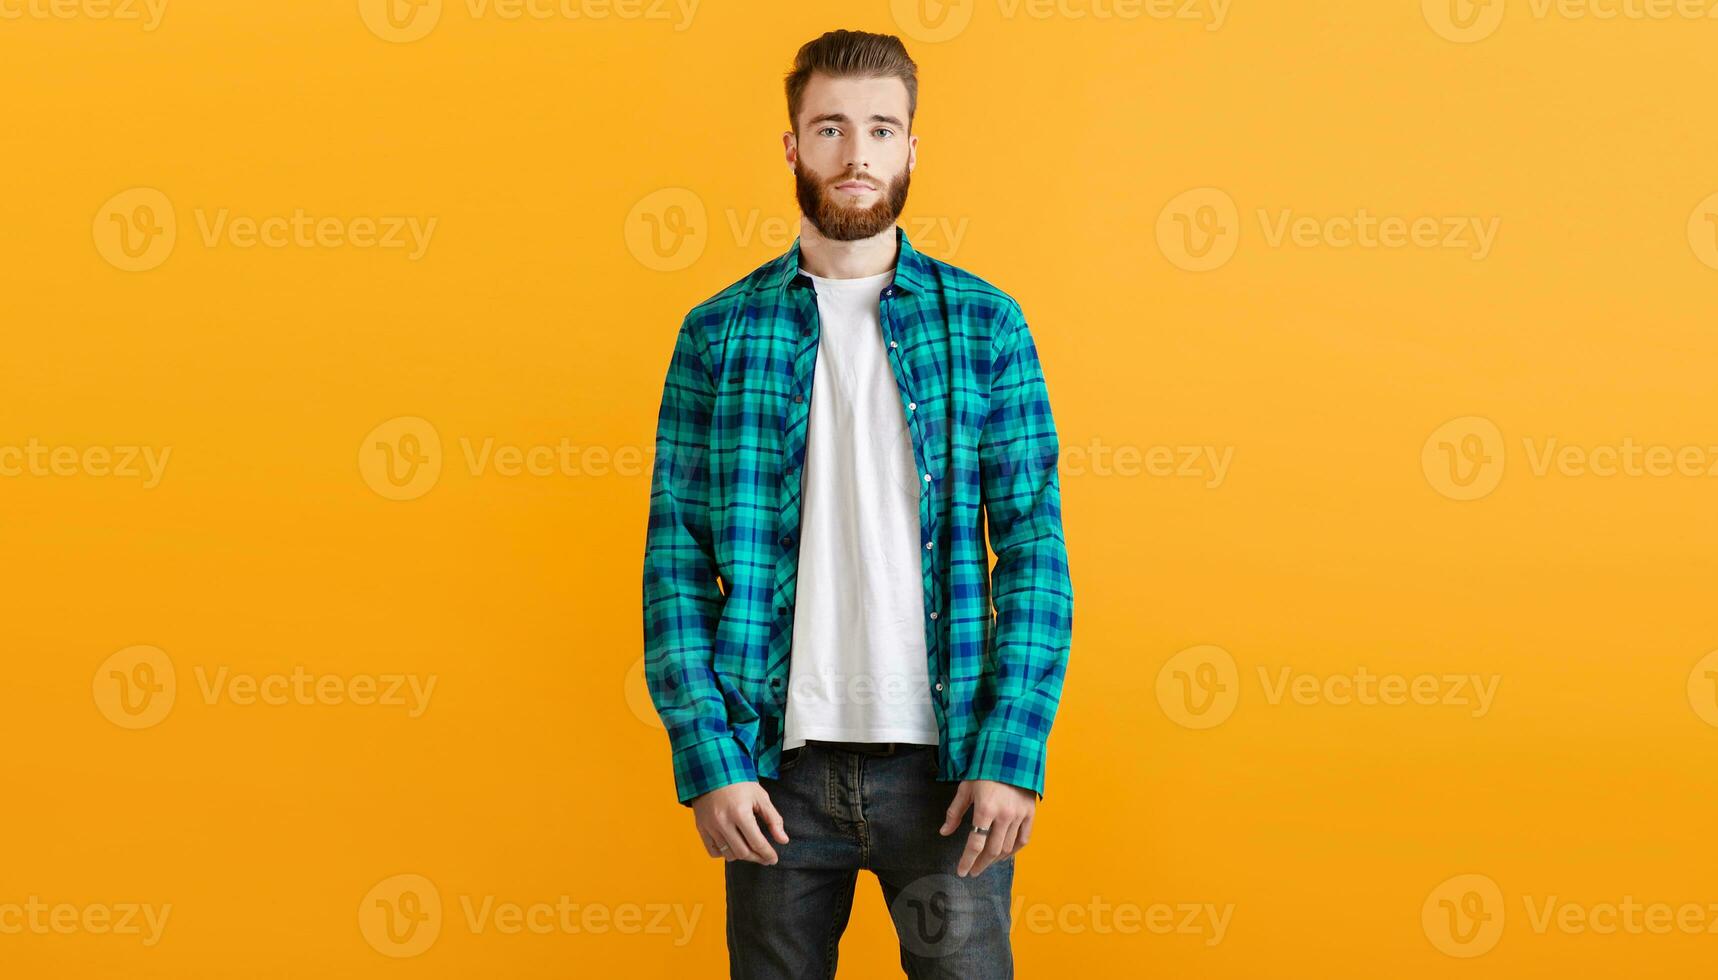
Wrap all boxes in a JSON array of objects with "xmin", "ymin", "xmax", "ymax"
[{"xmin": 4, "ymin": 0, "xmax": 1718, "ymax": 976}]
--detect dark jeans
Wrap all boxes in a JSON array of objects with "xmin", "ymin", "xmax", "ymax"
[{"xmin": 724, "ymin": 741, "xmax": 1014, "ymax": 979}]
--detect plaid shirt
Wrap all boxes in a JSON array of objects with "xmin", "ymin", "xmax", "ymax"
[{"xmin": 643, "ymin": 226, "xmax": 1072, "ymax": 806}]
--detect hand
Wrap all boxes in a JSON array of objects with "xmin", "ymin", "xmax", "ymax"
[
  {"xmin": 939, "ymin": 779, "xmax": 1034, "ymax": 878},
  {"xmin": 691, "ymin": 781, "xmax": 789, "ymax": 865}
]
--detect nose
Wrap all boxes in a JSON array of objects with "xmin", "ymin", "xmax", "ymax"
[{"xmin": 843, "ymin": 132, "xmax": 869, "ymax": 175}]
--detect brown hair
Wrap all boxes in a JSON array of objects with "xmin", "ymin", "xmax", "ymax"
[{"xmin": 784, "ymin": 30, "xmax": 918, "ymax": 135}]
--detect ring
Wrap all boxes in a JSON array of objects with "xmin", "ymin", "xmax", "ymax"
[
  {"xmin": 718, "ymin": 842, "xmax": 731, "ymax": 852},
  {"xmin": 973, "ymin": 825, "xmax": 991, "ymax": 836}
]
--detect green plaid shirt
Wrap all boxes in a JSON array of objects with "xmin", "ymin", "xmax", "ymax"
[{"xmin": 644, "ymin": 226, "xmax": 1072, "ymax": 806}]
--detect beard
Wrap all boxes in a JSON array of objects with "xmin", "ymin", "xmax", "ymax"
[{"xmin": 794, "ymin": 163, "xmax": 911, "ymax": 241}]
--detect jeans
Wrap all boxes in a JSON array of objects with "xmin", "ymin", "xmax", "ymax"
[{"xmin": 724, "ymin": 741, "xmax": 1015, "ymax": 979}]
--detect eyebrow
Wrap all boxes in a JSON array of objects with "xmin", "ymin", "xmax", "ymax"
[{"xmin": 805, "ymin": 112, "xmax": 906, "ymax": 131}]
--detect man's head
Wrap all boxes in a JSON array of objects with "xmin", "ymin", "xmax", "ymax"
[{"xmin": 783, "ymin": 30, "xmax": 918, "ymax": 242}]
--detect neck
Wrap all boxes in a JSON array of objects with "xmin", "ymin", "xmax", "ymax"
[{"xmin": 797, "ymin": 219, "xmax": 898, "ymax": 279}]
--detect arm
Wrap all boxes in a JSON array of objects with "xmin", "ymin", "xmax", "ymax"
[
  {"xmin": 642, "ymin": 315, "xmax": 758, "ymax": 806},
  {"xmin": 964, "ymin": 304, "xmax": 1074, "ymax": 800}
]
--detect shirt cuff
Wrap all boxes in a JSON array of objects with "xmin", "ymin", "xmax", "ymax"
[
  {"xmin": 671, "ymin": 733, "xmax": 758, "ymax": 806},
  {"xmin": 964, "ymin": 727, "xmax": 1048, "ymax": 801}
]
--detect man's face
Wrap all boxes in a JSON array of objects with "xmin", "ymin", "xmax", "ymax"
[{"xmin": 786, "ymin": 73, "xmax": 916, "ymax": 241}]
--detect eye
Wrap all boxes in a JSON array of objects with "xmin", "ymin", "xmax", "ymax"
[
  {"xmin": 873, "ymin": 128, "xmax": 894, "ymax": 140},
  {"xmin": 818, "ymin": 126, "xmax": 840, "ymax": 138}
]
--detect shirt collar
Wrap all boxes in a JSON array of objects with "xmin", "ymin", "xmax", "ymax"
[{"xmin": 765, "ymin": 225, "xmax": 932, "ymax": 296}]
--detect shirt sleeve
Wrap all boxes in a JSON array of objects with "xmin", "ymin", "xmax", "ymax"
[
  {"xmin": 964, "ymin": 303, "xmax": 1074, "ymax": 800},
  {"xmin": 643, "ymin": 315, "xmax": 758, "ymax": 806}
]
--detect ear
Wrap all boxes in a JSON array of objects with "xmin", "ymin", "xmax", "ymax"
[{"xmin": 782, "ymin": 131, "xmax": 797, "ymax": 171}]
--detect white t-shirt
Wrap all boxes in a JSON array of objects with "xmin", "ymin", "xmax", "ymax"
[{"xmin": 782, "ymin": 267, "xmax": 939, "ymax": 751}]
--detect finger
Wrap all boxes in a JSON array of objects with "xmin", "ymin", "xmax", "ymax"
[
  {"xmin": 995, "ymin": 815, "xmax": 1022, "ymax": 861},
  {"xmin": 957, "ymin": 813, "xmax": 991, "ymax": 877},
  {"xmin": 1011, "ymin": 811, "xmax": 1034, "ymax": 855},
  {"xmin": 757, "ymin": 795, "xmax": 790, "ymax": 845},
  {"xmin": 717, "ymin": 822, "xmax": 756, "ymax": 863},
  {"xmin": 968, "ymin": 826, "xmax": 1000, "ymax": 877},
  {"xmin": 699, "ymin": 832, "xmax": 723, "ymax": 859},
  {"xmin": 737, "ymin": 811, "xmax": 778, "ymax": 865},
  {"xmin": 940, "ymin": 783, "xmax": 973, "ymax": 836}
]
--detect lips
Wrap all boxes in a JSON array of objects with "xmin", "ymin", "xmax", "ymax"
[{"xmin": 835, "ymin": 181, "xmax": 877, "ymax": 193}]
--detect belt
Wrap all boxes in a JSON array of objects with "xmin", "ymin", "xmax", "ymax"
[{"xmin": 805, "ymin": 740, "xmax": 904, "ymax": 757}]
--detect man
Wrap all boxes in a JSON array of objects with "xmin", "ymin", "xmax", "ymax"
[{"xmin": 643, "ymin": 29, "xmax": 1073, "ymax": 979}]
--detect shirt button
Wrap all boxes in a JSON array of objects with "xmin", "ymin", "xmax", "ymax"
[
  {"xmin": 924, "ymin": 541, "xmax": 934, "ymax": 551},
  {"xmin": 929, "ymin": 611, "xmax": 939, "ymax": 620},
  {"xmin": 923, "ymin": 473, "xmax": 932, "ymax": 483},
  {"xmin": 792, "ymin": 394, "xmax": 804, "ymax": 404},
  {"xmin": 781, "ymin": 535, "xmax": 794, "ymax": 548},
  {"xmin": 934, "ymin": 682, "xmax": 944, "ymax": 692},
  {"xmin": 907, "ymin": 402, "xmax": 916, "ymax": 411},
  {"xmin": 889, "ymin": 340, "xmax": 898, "ymax": 349}
]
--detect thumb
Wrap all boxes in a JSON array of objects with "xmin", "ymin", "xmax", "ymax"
[
  {"xmin": 940, "ymin": 782, "xmax": 973, "ymax": 836},
  {"xmin": 757, "ymin": 793, "xmax": 790, "ymax": 844}
]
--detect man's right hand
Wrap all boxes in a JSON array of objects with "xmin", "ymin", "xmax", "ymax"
[{"xmin": 692, "ymin": 782, "xmax": 789, "ymax": 865}]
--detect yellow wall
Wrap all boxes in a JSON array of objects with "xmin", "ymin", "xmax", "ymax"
[{"xmin": 5, "ymin": 0, "xmax": 1717, "ymax": 975}]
